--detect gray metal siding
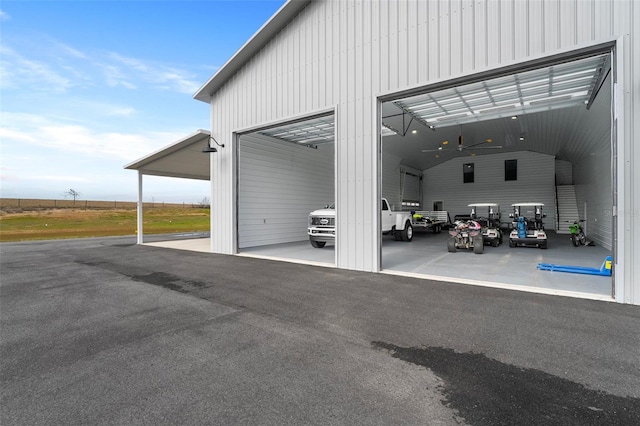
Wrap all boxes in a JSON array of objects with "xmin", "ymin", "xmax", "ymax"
[
  {"xmin": 238, "ymin": 134, "xmax": 334, "ymax": 248},
  {"xmin": 423, "ymin": 151, "xmax": 556, "ymax": 229},
  {"xmin": 381, "ymin": 152, "xmax": 403, "ymax": 210},
  {"xmin": 555, "ymin": 160, "xmax": 573, "ymax": 185},
  {"xmin": 572, "ymin": 72, "xmax": 614, "ymax": 251},
  {"xmin": 207, "ymin": 0, "xmax": 638, "ymax": 303}
]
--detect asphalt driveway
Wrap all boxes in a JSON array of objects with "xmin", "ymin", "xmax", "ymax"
[{"xmin": 1, "ymin": 236, "xmax": 639, "ymax": 425}]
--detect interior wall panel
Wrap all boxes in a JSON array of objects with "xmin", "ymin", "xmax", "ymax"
[
  {"xmin": 238, "ymin": 134, "xmax": 334, "ymax": 248},
  {"xmin": 423, "ymin": 152, "xmax": 557, "ymax": 228}
]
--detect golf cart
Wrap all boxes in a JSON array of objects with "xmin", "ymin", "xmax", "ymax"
[
  {"xmin": 469, "ymin": 203, "xmax": 503, "ymax": 247},
  {"xmin": 508, "ymin": 203, "xmax": 548, "ymax": 249},
  {"xmin": 448, "ymin": 219, "xmax": 484, "ymax": 254}
]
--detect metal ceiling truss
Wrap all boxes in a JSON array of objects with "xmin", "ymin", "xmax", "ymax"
[
  {"xmin": 381, "ymin": 110, "xmax": 415, "ymax": 137},
  {"xmin": 394, "ymin": 53, "xmax": 611, "ymax": 129},
  {"xmin": 258, "ymin": 114, "xmax": 334, "ymax": 148}
]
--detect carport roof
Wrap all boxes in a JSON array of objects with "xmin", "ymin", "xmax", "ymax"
[{"xmin": 124, "ymin": 130, "xmax": 211, "ymax": 180}]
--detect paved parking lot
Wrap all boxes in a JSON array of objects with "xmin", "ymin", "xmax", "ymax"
[{"xmin": 1, "ymin": 236, "xmax": 639, "ymax": 425}]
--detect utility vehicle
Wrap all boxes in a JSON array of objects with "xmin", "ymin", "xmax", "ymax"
[
  {"xmin": 469, "ymin": 203, "xmax": 503, "ymax": 247},
  {"xmin": 447, "ymin": 219, "xmax": 484, "ymax": 254},
  {"xmin": 508, "ymin": 203, "xmax": 548, "ymax": 249}
]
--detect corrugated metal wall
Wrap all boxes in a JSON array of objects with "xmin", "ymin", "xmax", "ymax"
[
  {"xmin": 381, "ymin": 152, "xmax": 422, "ymax": 209},
  {"xmin": 381, "ymin": 153, "xmax": 404, "ymax": 209},
  {"xmin": 238, "ymin": 133, "xmax": 334, "ymax": 249},
  {"xmin": 208, "ymin": 0, "xmax": 638, "ymax": 303},
  {"xmin": 572, "ymin": 73, "xmax": 613, "ymax": 251},
  {"xmin": 555, "ymin": 160, "xmax": 572, "ymax": 185},
  {"xmin": 423, "ymin": 151, "xmax": 556, "ymax": 228}
]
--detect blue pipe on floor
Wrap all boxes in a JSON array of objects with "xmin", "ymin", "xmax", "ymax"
[{"xmin": 537, "ymin": 256, "xmax": 612, "ymax": 276}]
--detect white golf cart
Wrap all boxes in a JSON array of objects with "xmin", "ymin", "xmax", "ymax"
[
  {"xmin": 508, "ymin": 203, "xmax": 548, "ymax": 249},
  {"xmin": 468, "ymin": 203, "xmax": 503, "ymax": 247}
]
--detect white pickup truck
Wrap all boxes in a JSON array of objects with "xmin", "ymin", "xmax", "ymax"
[{"xmin": 307, "ymin": 198, "xmax": 414, "ymax": 248}]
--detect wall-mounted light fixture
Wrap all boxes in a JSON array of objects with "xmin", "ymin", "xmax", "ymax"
[{"xmin": 202, "ymin": 135, "xmax": 225, "ymax": 153}]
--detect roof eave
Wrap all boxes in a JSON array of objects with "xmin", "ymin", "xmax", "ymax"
[
  {"xmin": 193, "ymin": 0, "xmax": 312, "ymax": 103},
  {"xmin": 124, "ymin": 129, "xmax": 211, "ymax": 170}
]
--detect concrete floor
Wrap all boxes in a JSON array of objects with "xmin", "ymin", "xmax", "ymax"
[{"xmin": 146, "ymin": 230, "xmax": 613, "ymax": 302}]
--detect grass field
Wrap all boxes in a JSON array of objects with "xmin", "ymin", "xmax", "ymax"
[{"xmin": 0, "ymin": 208, "xmax": 210, "ymax": 242}]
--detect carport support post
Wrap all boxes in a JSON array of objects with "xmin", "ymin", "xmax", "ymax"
[{"xmin": 137, "ymin": 171, "xmax": 143, "ymax": 244}]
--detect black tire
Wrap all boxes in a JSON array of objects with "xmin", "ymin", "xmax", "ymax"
[
  {"xmin": 579, "ymin": 234, "xmax": 587, "ymax": 245},
  {"xmin": 394, "ymin": 228, "xmax": 403, "ymax": 241},
  {"xmin": 509, "ymin": 239, "xmax": 516, "ymax": 248},
  {"xmin": 473, "ymin": 236, "xmax": 484, "ymax": 254},
  {"xmin": 310, "ymin": 239, "xmax": 326, "ymax": 248},
  {"xmin": 540, "ymin": 241, "xmax": 548, "ymax": 249},
  {"xmin": 571, "ymin": 234, "xmax": 579, "ymax": 247},
  {"xmin": 402, "ymin": 222, "xmax": 413, "ymax": 241},
  {"xmin": 447, "ymin": 238, "xmax": 457, "ymax": 253}
]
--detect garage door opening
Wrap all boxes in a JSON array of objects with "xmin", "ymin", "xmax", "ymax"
[
  {"xmin": 236, "ymin": 112, "xmax": 336, "ymax": 267},
  {"xmin": 379, "ymin": 51, "xmax": 614, "ymax": 300}
]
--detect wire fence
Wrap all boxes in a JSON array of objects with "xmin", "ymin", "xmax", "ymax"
[{"xmin": 0, "ymin": 198, "xmax": 209, "ymax": 211}]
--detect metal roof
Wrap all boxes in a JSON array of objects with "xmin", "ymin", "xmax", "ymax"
[
  {"xmin": 193, "ymin": 0, "xmax": 312, "ymax": 103},
  {"xmin": 124, "ymin": 130, "xmax": 211, "ymax": 180}
]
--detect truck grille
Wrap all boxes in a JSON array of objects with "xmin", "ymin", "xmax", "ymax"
[{"xmin": 310, "ymin": 217, "xmax": 335, "ymax": 226}]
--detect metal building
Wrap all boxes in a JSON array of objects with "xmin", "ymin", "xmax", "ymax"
[{"xmin": 127, "ymin": 0, "xmax": 640, "ymax": 305}]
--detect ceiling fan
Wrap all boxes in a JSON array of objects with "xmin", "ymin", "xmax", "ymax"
[{"xmin": 421, "ymin": 135, "xmax": 503, "ymax": 153}]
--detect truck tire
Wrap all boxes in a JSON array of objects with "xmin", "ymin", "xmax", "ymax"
[
  {"xmin": 447, "ymin": 238, "xmax": 457, "ymax": 253},
  {"xmin": 401, "ymin": 222, "xmax": 413, "ymax": 241},
  {"xmin": 310, "ymin": 239, "xmax": 326, "ymax": 248}
]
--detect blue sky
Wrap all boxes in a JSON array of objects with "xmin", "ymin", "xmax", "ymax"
[{"xmin": 0, "ymin": 0, "xmax": 286, "ymax": 202}]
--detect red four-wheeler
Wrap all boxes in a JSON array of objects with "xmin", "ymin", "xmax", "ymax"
[{"xmin": 448, "ymin": 220, "xmax": 484, "ymax": 254}]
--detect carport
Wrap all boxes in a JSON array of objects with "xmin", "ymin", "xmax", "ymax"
[{"xmin": 124, "ymin": 130, "xmax": 211, "ymax": 245}]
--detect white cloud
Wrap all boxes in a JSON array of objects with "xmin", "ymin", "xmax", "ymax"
[
  {"xmin": 0, "ymin": 112, "xmax": 184, "ymax": 162},
  {"xmin": 25, "ymin": 175, "xmax": 91, "ymax": 182},
  {"xmin": 50, "ymin": 39, "xmax": 88, "ymax": 60},
  {"xmin": 101, "ymin": 63, "xmax": 138, "ymax": 89},
  {"xmin": 1, "ymin": 34, "xmax": 201, "ymax": 95},
  {"xmin": 109, "ymin": 52, "xmax": 200, "ymax": 94},
  {"xmin": 0, "ymin": 10, "xmax": 10, "ymax": 21},
  {"xmin": 0, "ymin": 45, "xmax": 73, "ymax": 91}
]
